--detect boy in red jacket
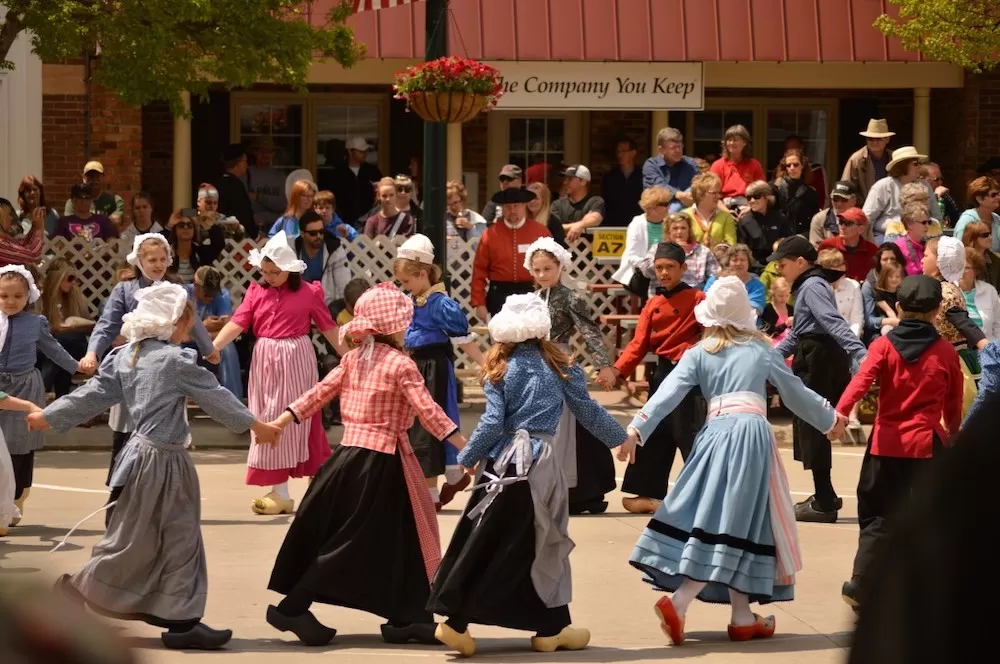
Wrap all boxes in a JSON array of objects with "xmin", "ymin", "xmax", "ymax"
[
  {"xmin": 834, "ymin": 275, "xmax": 962, "ymax": 611},
  {"xmin": 610, "ymin": 242, "xmax": 706, "ymax": 514}
]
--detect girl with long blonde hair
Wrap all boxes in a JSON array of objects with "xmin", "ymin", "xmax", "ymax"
[
  {"xmin": 39, "ymin": 259, "xmax": 94, "ymax": 397},
  {"xmin": 620, "ymin": 276, "xmax": 846, "ymax": 646}
]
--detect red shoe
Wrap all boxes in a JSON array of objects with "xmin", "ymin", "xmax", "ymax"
[
  {"xmin": 439, "ymin": 474, "xmax": 471, "ymax": 507},
  {"xmin": 727, "ymin": 614, "xmax": 775, "ymax": 641},
  {"xmin": 653, "ymin": 596, "xmax": 685, "ymax": 645}
]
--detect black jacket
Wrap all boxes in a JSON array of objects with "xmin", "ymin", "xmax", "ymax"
[
  {"xmin": 214, "ymin": 172, "xmax": 257, "ymax": 239},
  {"xmin": 168, "ymin": 224, "xmax": 226, "ymax": 275},
  {"xmin": 323, "ymin": 162, "xmax": 383, "ymax": 228},
  {"xmin": 772, "ymin": 178, "xmax": 820, "ymax": 237},
  {"xmin": 602, "ymin": 166, "xmax": 643, "ymax": 227},
  {"xmin": 738, "ymin": 208, "xmax": 794, "ymax": 268}
]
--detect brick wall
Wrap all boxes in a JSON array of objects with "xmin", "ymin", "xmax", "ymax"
[
  {"xmin": 42, "ymin": 83, "xmax": 143, "ymax": 214},
  {"xmin": 588, "ymin": 111, "xmax": 651, "ymax": 198},
  {"xmin": 142, "ymin": 102, "xmax": 174, "ymax": 216},
  {"xmin": 932, "ymin": 70, "xmax": 1000, "ymax": 201}
]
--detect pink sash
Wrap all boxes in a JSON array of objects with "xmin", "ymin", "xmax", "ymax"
[
  {"xmin": 706, "ymin": 392, "xmax": 802, "ymax": 585},
  {"xmin": 395, "ymin": 433, "xmax": 441, "ymax": 583}
]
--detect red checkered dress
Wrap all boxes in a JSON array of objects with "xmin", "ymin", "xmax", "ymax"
[{"xmin": 289, "ymin": 342, "xmax": 459, "ymax": 582}]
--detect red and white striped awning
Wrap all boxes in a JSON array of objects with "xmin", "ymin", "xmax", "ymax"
[{"xmin": 353, "ymin": 0, "xmax": 419, "ymax": 11}]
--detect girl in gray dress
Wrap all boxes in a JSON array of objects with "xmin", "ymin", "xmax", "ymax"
[
  {"xmin": 0, "ymin": 264, "xmax": 83, "ymax": 527},
  {"xmin": 29, "ymin": 283, "xmax": 280, "ymax": 651}
]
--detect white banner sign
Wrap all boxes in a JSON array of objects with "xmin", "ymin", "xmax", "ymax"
[{"xmin": 487, "ymin": 61, "xmax": 704, "ymax": 111}]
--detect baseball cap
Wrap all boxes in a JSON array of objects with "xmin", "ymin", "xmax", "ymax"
[
  {"xmin": 830, "ymin": 180, "xmax": 856, "ymax": 199},
  {"xmin": 71, "ymin": 183, "xmax": 93, "ymax": 200},
  {"xmin": 896, "ymin": 275, "xmax": 942, "ymax": 314},
  {"xmin": 498, "ymin": 164, "xmax": 523, "ymax": 181},
  {"xmin": 561, "ymin": 165, "xmax": 592, "ymax": 182},
  {"xmin": 766, "ymin": 235, "xmax": 817, "ymax": 263},
  {"xmin": 83, "ymin": 161, "xmax": 104, "ymax": 175},
  {"xmin": 345, "ymin": 136, "xmax": 371, "ymax": 152},
  {"xmin": 837, "ymin": 207, "xmax": 868, "ymax": 226}
]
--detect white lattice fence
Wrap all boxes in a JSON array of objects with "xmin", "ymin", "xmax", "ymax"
[{"xmin": 40, "ymin": 235, "xmax": 626, "ymax": 374}]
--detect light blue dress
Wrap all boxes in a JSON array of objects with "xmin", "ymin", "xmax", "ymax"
[{"xmin": 628, "ymin": 340, "xmax": 835, "ymax": 604}]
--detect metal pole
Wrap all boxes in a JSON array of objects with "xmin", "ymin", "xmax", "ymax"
[{"xmin": 422, "ymin": 0, "xmax": 449, "ymax": 274}]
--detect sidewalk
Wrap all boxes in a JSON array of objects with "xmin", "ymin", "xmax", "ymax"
[{"xmin": 42, "ymin": 385, "xmax": 864, "ymax": 450}]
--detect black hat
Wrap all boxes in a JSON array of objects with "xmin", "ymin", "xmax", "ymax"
[
  {"xmin": 654, "ymin": 242, "xmax": 686, "ymax": 264},
  {"xmin": 896, "ymin": 275, "xmax": 942, "ymax": 314},
  {"xmin": 767, "ymin": 235, "xmax": 817, "ymax": 263},
  {"xmin": 830, "ymin": 180, "xmax": 856, "ymax": 199},
  {"xmin": 491, "ymin": 187, "xmax": 537, "ymax": 205},
  {"xmin": 222, "ymin": 143, "xmax": 247, "ymax": 162},
  {"xmin": 70, "ymin": 183, "xmax": 92, "ymax": 200}
]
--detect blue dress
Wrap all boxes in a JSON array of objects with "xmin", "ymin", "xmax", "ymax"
[
  {"xmin": 628, "ymin": 341, "xmax": 835, "ymax": 604},
  {"xmin": 405, "ymin": 288, "xmax": 471, "ymax": 476}
]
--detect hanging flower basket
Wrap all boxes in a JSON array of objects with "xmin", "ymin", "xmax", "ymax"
[{"xmin": 394, "ymin": 57, "xmax": 503, "ymax": 124}]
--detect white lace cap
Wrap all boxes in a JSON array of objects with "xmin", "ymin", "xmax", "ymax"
[
  {"xmin": 120, "ymin": 282, "xmax": 189, "ymax": 342},
  {"xmin": 694, "ymin": 276, "xmax": 758, "ymax": 332},
  {"xmin": 248, "ymin": 231, "xmax": 307, "ymax": 273},
  {"xmin": 0, "ymin": 265, "xmax": 40, "ymax": 303},
  {"xmin": 523, "ymin": 237, "xmax": 572, "ymax": 273},
  {"xmin": 935, "ymin": 235, "xmax": 965, "ymax": 284},
  {"xmin": 488, "ymin": 292, "xmax": 552, "ymax": 343},
  {"xmin": 126, "ymin": 233, "xmax": 172, "ymax": 268}
]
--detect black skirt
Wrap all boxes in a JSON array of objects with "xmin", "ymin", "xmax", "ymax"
[
  {"xmin": 268, "ymin": 445, "xmax": 433, "ymax": 624},
  {"xmin": 427, "ymin": 458, "xmax": 570, "ymax": 632},
  {"xmin": 568, "ymin": 423, "xmax": 616, "ymax": 507},
  {"xmin": 791, "ymin": 333, "xmax": 851, "ymax": 470},
  {"xmin": 486, "ymin": 281, "xmax": 535, "ymax": 316},
  {"xmin": 408, "ymin": 343, "xmax": 455, "ymax": 478}
]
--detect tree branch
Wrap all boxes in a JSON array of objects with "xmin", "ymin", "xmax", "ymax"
[{"xmin": 0, "ymin": 9, "xmax": 24, "ymax": 64}]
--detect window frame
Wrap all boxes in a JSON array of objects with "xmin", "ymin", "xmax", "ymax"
[
  {"xmin": 487, "ymin": 110, "xmax": 584, "ymax": 192},
  {"xmin": 684, "ymin": 97, "xmax": 839, "ymax": 182},
  {"xmin": 230, "ymin": 91, "xmax": 391, "ymax": 177}
]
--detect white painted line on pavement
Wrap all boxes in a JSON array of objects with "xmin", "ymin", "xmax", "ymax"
[{"xmin": 33, "ymin": 483, "xmax": 107, "ymax": 494}]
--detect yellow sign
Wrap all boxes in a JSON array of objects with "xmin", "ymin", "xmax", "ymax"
[{"xmin": 592, "ymin": 229, "xmax": 627, "ymax": 258}]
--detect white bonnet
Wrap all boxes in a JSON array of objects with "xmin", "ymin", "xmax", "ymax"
[
  {"xmin": 126, "ymin": 233, "xmax": 172, "ymax": 267},
  {"xmin": 397, "ymin": 233, "xmax": 435, "ymax": 264},
  {"xmin": 249, "ymin": 231, "xmax": 307, "ymax": 273},
  {"xmin": 694, "ymin": 276, "xmax": 759, "ymax": 333},
  {"xmin": 523, "ymin": 237, "xmax": 572, "ymax": 273},
  {"xmin": 488, "ymin": 292, "xmax": 552, "ymax": 343},
  {"xmin": 0, "ymin": 265, "xmax": 40, "ymax": 304},
  {"xmin": 120, "ymin": 282, "xmax": 190, "ymax": 342},
  {"xmin": 935, "ymin": 235, "xmax": 965, "ymax": 284}
]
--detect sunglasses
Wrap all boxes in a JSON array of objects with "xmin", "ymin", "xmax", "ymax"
[
  {"xmin": 784, "ymin": 162, "xmax": 802, "ymax": 168},
  {"xmin": 748, "ymin": 194, "xmax": 765, "ymax": 201},
  {"xmin": 66, "ymin": 274, "xmax": 76, "ymax": 283},
  {"xmin": 981, "ymin": 232, "xmax": 993, "ymax": 239},
  {"xmin": 302, "ymin": 229, "xmax": 325, "ymax": 237},
  {"xmin": 916, "ymin": 219, "xmax": 932, "ymax": 226},
  {"xmin": 175, "ymin": 221, "xmax": 194, "ymax": 229},
  {"xmin": 838, "ymin": 221, "xmax": 860, "ymax": 228},
  {"xmin": 395, "ymin": 186, "xmax": 412, "ymax": 193}
]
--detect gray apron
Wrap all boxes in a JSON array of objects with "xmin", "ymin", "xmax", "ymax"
[
  {"xmin": 71, "ymin": 433, "xmax": 208, "ymax": 621},
  {"xmin": 552, "ymin": 342, "xmax": 578, "ymax": 489},
  {"xmin": 0, "ymin": 368, "xmax": 45, "ymax": 455},
  {"xmin": 467, "ymin": 430, "xmax": 574, "ymax": 608}
]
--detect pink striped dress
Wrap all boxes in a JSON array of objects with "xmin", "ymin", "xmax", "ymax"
[{"xmin": 231, "ymin": 281, "xmax": 336, "ymax": 485}]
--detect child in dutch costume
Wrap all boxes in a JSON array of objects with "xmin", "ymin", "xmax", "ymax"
[
  {"xmin": 609, "ymin": 242, "xmax": 707, "ymax": 515},
  {"xmin": 623, "ymin": 276, "xmax": 847, "ymax": 645},
  {"xmin": 835, "ymin": 275, "xmax": 963, "ymax": 611},
  {"xmin": 33, "ymin": 282, "xmax": 280, "ymax": 650},
  {"xmin": 81, "ymin": 234, "xmax": 216, "ymax": 524},
  {"xmin": 770, "ymin": 235, "xmax": 867, "ymax": 523},
  {"xmin": 393, "ymin": 234, "xmax": 484, "ymax": 509},
  {"xmin": 0, "ymin": 265, "xmax": 85, "ymax": 527},
  {"xmin": 429, "ymin": 292, "xmax": 629, "ymax": 658},
  {"xmin": 264, "ymin": 282, "xmax": 467, "ymax": 647},
  {"xmin": 0, "ymin": 391, "xmax": 44, "ymax": 536},
  {"xmin": 523, "ymin": 236, "xmax": 619, "ymax": 515},
  {"xmin": 212, "ymin": 231, "xmax": 347, "ymax": 515}
]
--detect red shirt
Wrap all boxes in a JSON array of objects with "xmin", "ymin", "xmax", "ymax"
[
  {"xmin": 470, "ymin": 219, "xmax": 550, "ymax": 307},
  {"xmin": 710, "ymin": 157, "xmax": 766, "ymax": 198},
  {"xmin": 817, "ymin": 236, "xmax": 879, "ymax": 282},
  {"xmin": 615, "ymin": 286, "xmax": 704, "ymax": 376},
  {"xmin": 836, "ymin": 335, "xmax": 962, "ymax": 458}
]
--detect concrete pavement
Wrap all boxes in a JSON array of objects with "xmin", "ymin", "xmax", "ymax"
[{"xmin": 1, "ymin": 435, "xmax": 864, "ymax": 663}]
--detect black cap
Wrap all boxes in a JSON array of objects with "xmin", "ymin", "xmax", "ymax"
[
  {"xmin": 70, "ymin": 183, "xmax": 92, "ymax": 200},
  {"xmin": 896, "ymin": 275, "xmax": 942, "ymax": 314},
  {"xmin": 491, "ymin": 187, "xmax": 536, "ymax": 205},
  {"xmin": 830, "ymin": 180, "xmax": 856, "ymax": 199},
  {"xmin": 766, "ymin": 235, "xmax": 817, "ymax": 263},
  {"xmin": 222, "ymin": 143, "xmax": 247, "ymax": 162},
  {"xmin": 654, "ymin": 242, "xmax": 686, "ymax": 264}
]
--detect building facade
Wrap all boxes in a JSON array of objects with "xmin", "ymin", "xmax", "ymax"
[{"xmin": 24, "ymin": 0, "xmax": 1000, "ymax": 220}]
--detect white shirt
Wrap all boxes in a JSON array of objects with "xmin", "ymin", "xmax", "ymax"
[
  {"xmin": 832, "ymin": 277, "xmax": 864, "ymax": 339},
  {"xmin": 969, "ymin": 280, "xmax": 1000, "ymax": 340}
]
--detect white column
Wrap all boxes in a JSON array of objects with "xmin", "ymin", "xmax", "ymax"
[
  {"xmin": 0, "ymin": 23, "xmax": 43, "ymax": 200},
  {"xmin": 447, "ymin": 122, "xmax": 463, "ymax": 183},
  {"xmin": 650, "ymin": 110, "xmax": 669, "ymax": 154},
  {"xmin": 913, "ymin": 87, "xmax": 931, "ymax": 155},
  {"xmin": 172, "ymin": 91, "xmax": 192, "ymax": 210}
]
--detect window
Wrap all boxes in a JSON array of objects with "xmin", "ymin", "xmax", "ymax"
[
  {"xmin": 238, "ymin": 103, "xmax": 304, "ymax": 176},
  {"xmin": 508, "ymin": 118, "xmax": 565, "ymax": 186},
  {"xmin": 315, "ymin": 104, "xmax": 381, "ymax": 188},
  {"xmin": 766, "ymin": 109, "xmax": 829, "ymax": 173},
  {"xmin": 691, "ymin": 109, "xmax": 753, "ymax": 161}
]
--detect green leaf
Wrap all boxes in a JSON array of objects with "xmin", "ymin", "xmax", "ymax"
[{"xmin": 875, "ymin": 0, "xmax": 1000, "ymax": 73}]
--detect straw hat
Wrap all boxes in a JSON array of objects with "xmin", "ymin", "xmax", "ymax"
[
  {"xmin": 886, "ymin": 146, "xmax": 927, "ymax": 172},
  {"xmin": 859, "ymin": 119, "xmax": 895, "ymax": 139}
]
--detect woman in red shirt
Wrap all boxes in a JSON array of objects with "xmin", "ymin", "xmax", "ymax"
[{"xmin": 710, "ymin": 125, "xmax": 766, "ymax": 206}]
